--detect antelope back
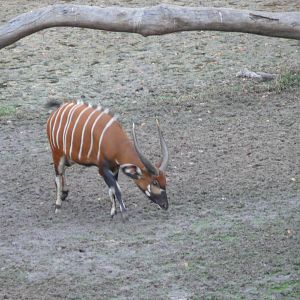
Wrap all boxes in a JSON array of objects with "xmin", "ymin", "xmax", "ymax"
[{"xmin": 47, "ymin": 101, "xmax": 120, "ymax": 165}]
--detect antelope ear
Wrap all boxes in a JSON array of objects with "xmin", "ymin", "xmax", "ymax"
[{"xmin": 120, "ymin": 164, "xmax": 142, "ymax": 180}]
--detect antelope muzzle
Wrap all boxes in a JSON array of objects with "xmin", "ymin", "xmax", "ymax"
[{"xmin": 149, "ymin": 190, "xmax": 168, "ymax": 210}]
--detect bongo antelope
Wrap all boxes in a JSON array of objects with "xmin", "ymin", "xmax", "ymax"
[{"xmin": 46, "ymin": 101, "xmax": 169, "ymax": 218}]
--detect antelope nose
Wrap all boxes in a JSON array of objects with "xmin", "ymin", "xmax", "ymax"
[
  {"xmin": 160, "ymin": 201, "xmax": 169, "ymax": 210},
  {"xmin": 161, "ymin": 202, "xmax": 169, "ymax": 210},
  {"xmin": 160, "ymin": 190, "xmax": 168, "ymax": 210}
]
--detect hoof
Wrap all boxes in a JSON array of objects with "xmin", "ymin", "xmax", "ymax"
[
  {"xmin": 61, "ymin": 190, "xmax": 69, "ymax": 201},
  {"xmin": 55, "ymin": 204, "xmax": 61, "ymax": 214},
  {"xmin": 110, "ymin": 210, "xmax": 117, "ymax": 219},
  {"xmin": 121, "ymin": 209, "xmax": 129, "ymax": 222}
]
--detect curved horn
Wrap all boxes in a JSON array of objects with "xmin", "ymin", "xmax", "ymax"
[
  {"xmin": 156, "ymin": 119, "xmax": 169, "ymax": 172},
  {"xmin": 132, "ymin": 123, "xmax": 158, "ymax": 176}
]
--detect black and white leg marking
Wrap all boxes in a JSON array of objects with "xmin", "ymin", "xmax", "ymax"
[
  {"xmin": 103, "ymin": 167, "xmax": 127, "ymax": 217},
  {"xmin": 55, "ymin": 175, "xmax": 63, "ymax": 213},
  {"xmin": 61, "ymin": 161, "xmax": 70, "ymax": 201},
  {"xmin": 55, "ymin": 156, "xmax": 66, "ymax": 213},
  {"xmin": 108, "ymin": 188, "xmax": 117, "ymax": 217},
  {"xmin": 108, "ymin": 170, "xmax": 119, "ymax": 217}
]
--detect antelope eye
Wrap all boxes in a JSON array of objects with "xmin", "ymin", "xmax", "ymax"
[{"xmin": 152, "ymin": 179, "xmax": 159, "ymax": 186}]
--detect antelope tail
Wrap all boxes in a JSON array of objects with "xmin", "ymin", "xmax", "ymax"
[{"xmin": 45, "ymin": 99, "xmax": 63, "ymax": 109}]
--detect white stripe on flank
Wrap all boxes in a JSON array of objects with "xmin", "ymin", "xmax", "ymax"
[
  {"xmin": 55, "ymin": 103, "xmax": 74, "ymax": 149},
  {"xmin": 62, "ymin": 103, "xmax": 83, "ymax": 154},
  {"xmin": 47, "ymin": 112, "xmax": 56, "ymax": 150},
  {"xmin": 69, "ymin": 106, "xmax": 91, "ymax": 159},
  {"xmin": 78, "ymin": 108, "xmax": 100, "ymax": 160},
  {"xmin": 87, "ymin": 109, "xmax": 108, "ymax": 158},
  {"xmin": 96, "ymin": 116, "xmax": 116, "ymax": 161},
  {"xmin": 51, "ymin": 103, "xmax": 68, "ymax": 149}
]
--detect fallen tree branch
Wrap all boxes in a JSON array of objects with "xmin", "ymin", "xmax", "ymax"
[
  {"xmin": 236, "ymin": 69, "xmax": 276, "ymax": 81},
  {"xmin": 1, "ymin": 4, "xmax": 300, "ymax": 49}
]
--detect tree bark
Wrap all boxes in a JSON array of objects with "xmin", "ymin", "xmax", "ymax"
[{"xmin": 1, "ymin": 4, "xmax": 300, "ymax": 49}]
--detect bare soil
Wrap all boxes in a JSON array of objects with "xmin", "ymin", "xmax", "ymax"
[{"xmin": 0, "ymin": 1, "xmax": 300, "ymax": 299}]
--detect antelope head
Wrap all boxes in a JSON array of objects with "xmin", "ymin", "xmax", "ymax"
[{"xmin": 121, "ymin": 120, "xmax": 169, "ymax": 210}]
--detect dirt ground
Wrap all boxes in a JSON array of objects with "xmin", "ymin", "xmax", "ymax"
[{"xmin": 1, "ymin": 0, "xmax": 300, "ymax": 299}]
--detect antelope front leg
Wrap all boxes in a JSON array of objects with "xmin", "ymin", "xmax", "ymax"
[
  {"xmin": 102, "ymin": 167, "xmax": 127, "ymax": 219},
  {"xmin": 108, "ymin": 188, "xmax": 117, "ymax": 218}
]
